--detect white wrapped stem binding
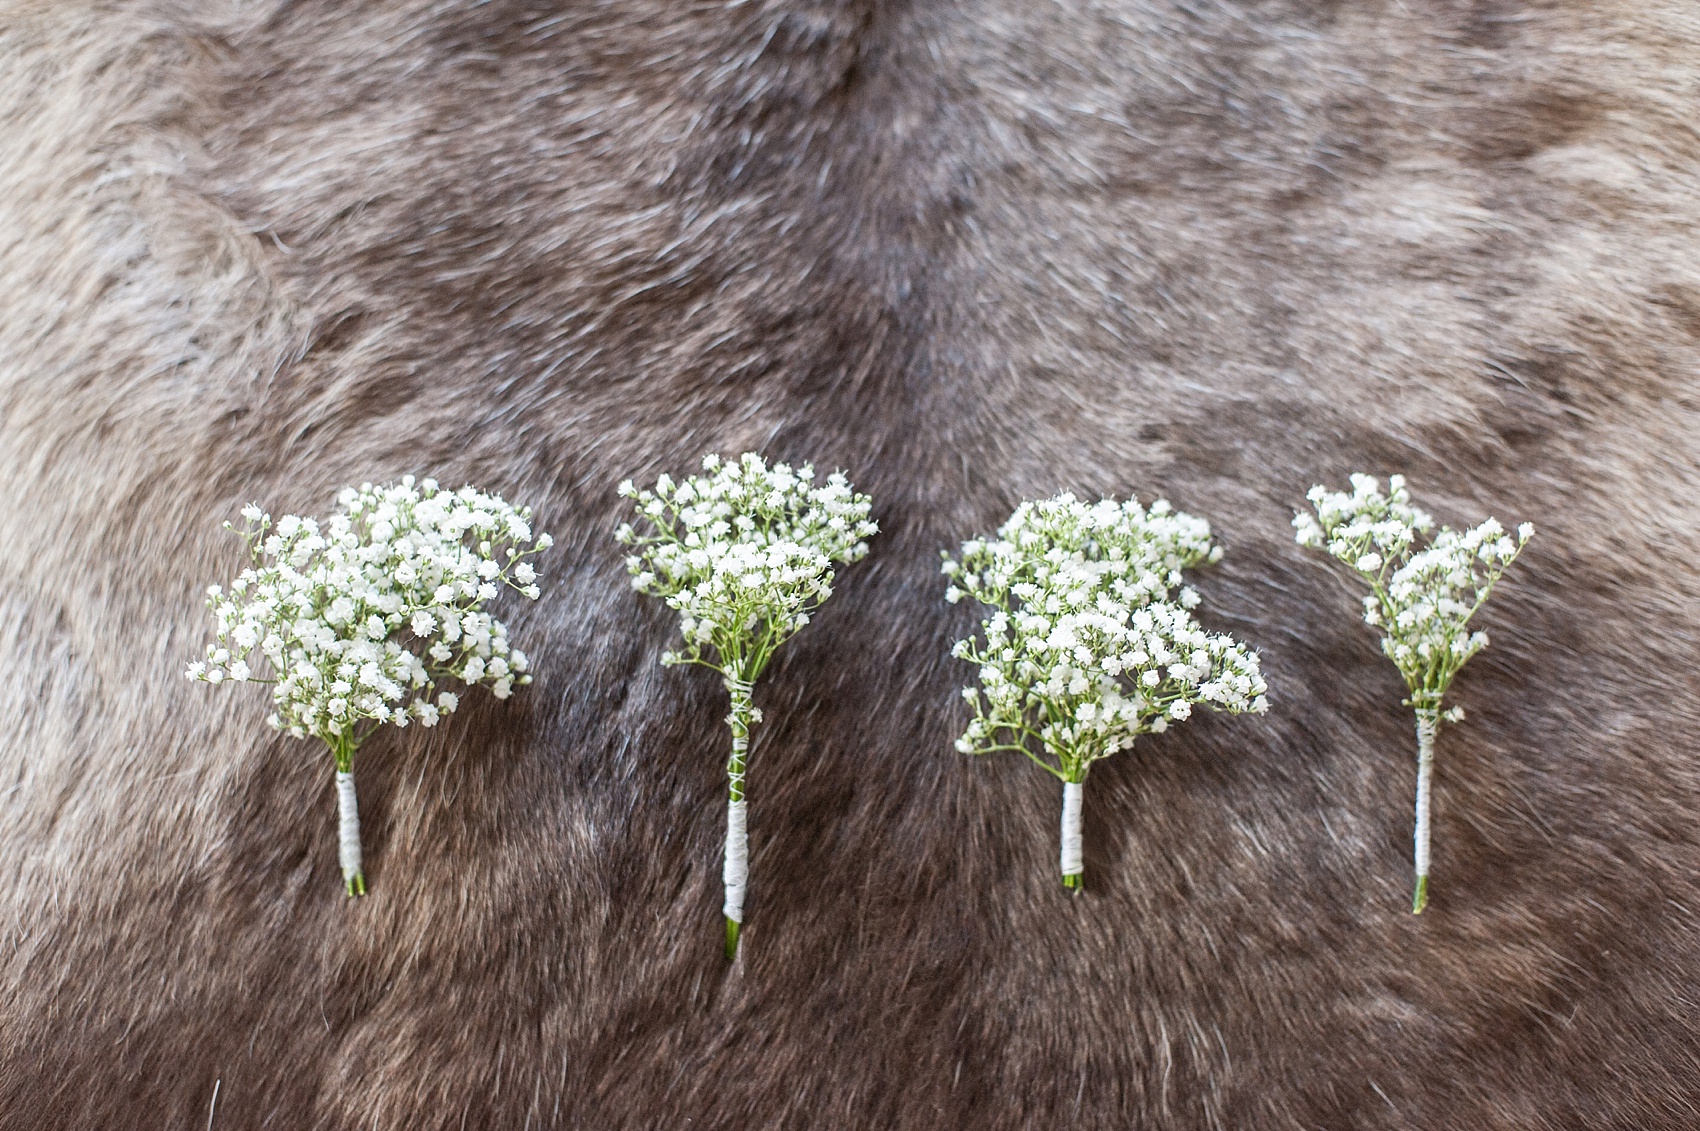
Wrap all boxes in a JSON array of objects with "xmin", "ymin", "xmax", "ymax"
[
  {"xmin": 1061, "ymin": 780, "xmax": 1084, "ymax": 882},
  {"xmin": 724, "ymin": 797, "xmax": 749, "ymax": 923},
  {"xmin": 336, "ymin": 770, "xmax": 363, "ymax": 894},
  {"xmin": 1414, "ymin": 711, "xmax": 1436, "ymax": 880}
]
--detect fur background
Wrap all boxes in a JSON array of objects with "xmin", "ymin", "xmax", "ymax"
[{"xmin": 3, "ymin": 0, "xmax": 1699, "ymax": 1126}]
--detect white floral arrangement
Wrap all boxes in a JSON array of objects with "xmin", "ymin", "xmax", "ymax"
[
  {"xmin": 945, "ymin": 494, "xmax": 1268, "ymax": 889},
  {"xmin": 617, "ymin": 453, "xmax": 877, "ymax": 957},
  {"xmin": 1295, "ymin": 473, "xmax": 1531, "ymax": 913},
  {"xmin": 187, "ymin": 477, "xmax": 551, "ymax": 895}
]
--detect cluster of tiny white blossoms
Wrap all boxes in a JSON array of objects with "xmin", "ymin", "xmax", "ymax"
[
  {"xmin": 946, "ymin": 493, "xmax": 1267, "ymax": 782},
  {"xmin": 944, "ymin": 494, "xmax": 1220, "ymax": 613},
  {"xmin": 616, "ymin": 453, "xmax": 878, "ymax": 680},
  {"xmin": 187, "ymin": 477, "xmax": 552, "ymax": 745},
  {"xmin": 1294, "ymin": 473, "xmax": 1532, "ymax": 712}
]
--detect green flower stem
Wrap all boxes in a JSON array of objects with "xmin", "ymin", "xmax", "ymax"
[
  {"xmin": 331, "ymin": 733, "xmax": 366, "ymax": 897},
  {"xmin": 723, "ymin": 677, "xmax": 754, "ymax": 958},
  {"xmin": 1412, "ymin": 708, "xmax": 1437, "ymax": 914}
]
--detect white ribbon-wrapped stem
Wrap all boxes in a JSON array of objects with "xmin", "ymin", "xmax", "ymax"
[
  {"xmin": 723, "ymin": 677, "xmax": 755, "ymax": 950},
  {"xmin": 724, "ymin": 796, "xmax": 749, "ymax": 922},
  {"xmin": 335, "ymin": 769, "xmax": 363, "ymax": 894},
  {"xmin": 1412, "ymin": 708, "xmax": 1437, "ymax": 912},
  {"xmin": 1061, "ymin": 780, "xmax": 1084, "ymax": 881}
]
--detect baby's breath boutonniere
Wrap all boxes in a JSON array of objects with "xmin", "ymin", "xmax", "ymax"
[
  {"xmin": 945, "ymin": 494, "xmax": 1268, "ymax": 890},
  {"xmin": 618, "ymin": 453, "xmax": 877, "ymax": 957},
  {"xmin": 1294, "ymin": 473, "xmax": 1531, "ymax": 913},
  {"xmin": 187, "ymin": 478, "xmax": 551, "ymax": 896}
]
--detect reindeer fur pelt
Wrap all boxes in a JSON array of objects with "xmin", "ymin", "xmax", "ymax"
[{"xmin": 3, "ymin": 1, "xmax": 1699, "ymax": 1127}]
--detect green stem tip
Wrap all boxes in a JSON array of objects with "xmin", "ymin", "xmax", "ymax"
[
  {"xmin": 725, "ymin": 917, "xmax": 740, "ymax": 959},
  {"xmin": 346, "ymin": 871, "xmax": 366, "ymax": 898},
  {"xmin": 1062, "ymin": 873, "xmax": 1082, "ymax": 892},
  {"xmin": 1412, "ymin": 874, "xmax": 1428, "ymax": 915}
]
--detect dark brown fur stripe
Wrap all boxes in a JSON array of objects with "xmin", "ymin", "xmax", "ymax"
[{"xmin": 3, "ymin": 0, "xmax": 1699, "ymax": 1126}]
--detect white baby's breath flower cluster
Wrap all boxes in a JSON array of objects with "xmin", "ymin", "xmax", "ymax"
[
  {"xmin": 617, "ymin": 453, "xmax": 877, "ymax": 678},
  {"xmin": 618, "ymin": 452, "xmax": 877, "ymax": 957},
  {"xmin": 187, "ymin": 477, "xmax": 551, "ymax": 895},
  {"xmin": 1295, "ymin": 472, "xmax": 1531, "ymax": 912},
  {"xmin": 946, "ymin": 493, "xmax": 1267, "ymax": 889},
  {"xmin": 1294, "ymin": 473, "xmax": 1531, "ymax": 713},
  {"xmin": 944, "ymin": 493, "xmax": 1221, "ymax": 610}
]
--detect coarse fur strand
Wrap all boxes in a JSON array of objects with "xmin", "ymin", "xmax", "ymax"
[{"xmin": 3, "ymin": 0, "xmax": 1700, "ymax": 1127}]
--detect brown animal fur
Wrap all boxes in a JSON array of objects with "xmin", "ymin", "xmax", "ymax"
[{"xmin": 3, "ymin": 0, "xmax": 1700, "ymax": 1126}]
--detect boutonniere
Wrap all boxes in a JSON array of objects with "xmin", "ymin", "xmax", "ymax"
[
  {"xmin": 188, "ymin": 477, "xmax": 550, "ymax": 895},
  {"xmin": 618, "ymin": 453, "xmax": 877, "ymax": 956},
  {"xmin": 946, "ymin": 494, "xmax": 1267, "ymax": 889},
  {"xmin": 1295, "ymin": 474, "xmax": 1531, "ymax": 912}
]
